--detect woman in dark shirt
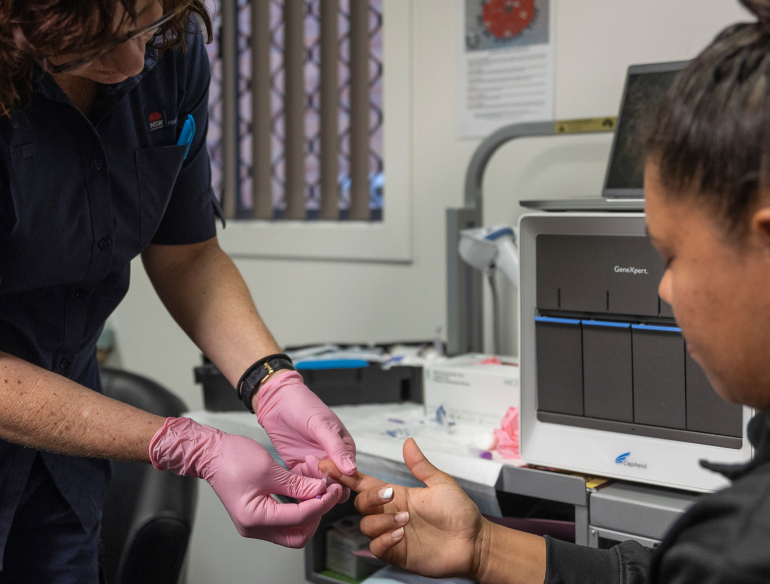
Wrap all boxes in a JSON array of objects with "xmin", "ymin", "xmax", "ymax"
[
  {"xmin": 322, "ymin": 0, "xmax": 770, "ymax": 582},
  {"xmin": 0, "ymin": 2, "xmax": 356, "ymax": 581}
]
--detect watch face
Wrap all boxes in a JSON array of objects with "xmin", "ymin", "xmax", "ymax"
[{"xmin": 465, "ymin": 0, "xmax": 549, "ymax": 52}]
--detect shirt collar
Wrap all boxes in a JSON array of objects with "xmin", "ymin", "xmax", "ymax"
[
  {"xmin": 700, "ymin": 411, "xmax": 770, "ymax": 481},
  {"xmin": 34, "ymin": 45, "xmax": 159, "ymax": 117}
]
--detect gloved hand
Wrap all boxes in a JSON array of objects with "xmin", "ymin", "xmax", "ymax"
[
  {"xmin": 257, "ymin": 371, "xmax": 357, "ymax": 498},
  {"xmin": 150, "ymin": 417, "xmax": 343, "ymax": 548}
]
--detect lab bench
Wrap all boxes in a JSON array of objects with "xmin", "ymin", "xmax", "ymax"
[{"xmin": 183, "ymin": 408, "xmax": 700, "ymax": 584}]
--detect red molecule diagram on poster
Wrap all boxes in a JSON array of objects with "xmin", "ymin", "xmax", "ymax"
[{"xmin": 482, "ymin": 0, "xmax": 535, "ymax": 39}]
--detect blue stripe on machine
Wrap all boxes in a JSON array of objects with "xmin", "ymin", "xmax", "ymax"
[
  {"xmin": 535, "ymin": 316, "xmax": 581, "ymax": 325},
  {"xmin": 581, "ymin": 320, "xmax": 631, "ymax": 328},
  {"xmin": 631, "ymin": 324, "xmax": 682, "ymax": 333}
]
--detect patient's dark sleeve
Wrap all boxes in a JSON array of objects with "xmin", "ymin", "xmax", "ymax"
[{"xmin": 544, "ymin": 536, "xmax": 652, "ymax": 584}]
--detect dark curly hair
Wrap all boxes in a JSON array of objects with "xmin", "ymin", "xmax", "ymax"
[
  {"xmin": 0, "ymin": 0, "xmax": 213, "ymax": 116},
  {"xmin": 646, "ymin": 0, "xmax": 770, "ymax": 237}
]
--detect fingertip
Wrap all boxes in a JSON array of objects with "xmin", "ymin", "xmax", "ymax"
[
  {"xmin": 340, "ymin": 453, "xmax": 357, "ymax": 475},
  {"xmin": 314, "ymin": 484, "xmax": 343, "ymax": 514},
  {"xmin": 328, "ymin": 450, "xmax": 356, "ymax": 476},
  {"xmin": 291, "ymin": 475, "xmax": 327, "ymax": 500},
  {"xmin": 301, "ymin": 455, "xmax": 324, "ymax": 480},
  {"xmin": 323, "ymin": 483, "xmax": 344, "ymax": 503},
  {"xmin": 285, "ymin": 484, "xmax": 342, "ymax": 523},
  {"xmin": 370, "ymin": 529, "xmax": 401, "ymax": 558},
  {"xmin": 318, "ymin": 458, "xmax": 341, "ymax": 478},
  {"xmin": 404, "ymin": 437, "xmax": 422, "ymax": 455}
]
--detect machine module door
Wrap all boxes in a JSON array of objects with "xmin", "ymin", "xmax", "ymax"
[{"xmin": 533, "ymin": 233, "xmax": 743, "ymax": 448}]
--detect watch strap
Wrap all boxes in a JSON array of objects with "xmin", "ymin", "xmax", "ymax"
[{"xmin": 237, "ymin": 354, "xmax": 295, "ymax": 413}]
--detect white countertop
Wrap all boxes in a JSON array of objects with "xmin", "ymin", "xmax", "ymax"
[{"xmin": 187, "ymin": 403, "xmax": 524, "ymax": 517}]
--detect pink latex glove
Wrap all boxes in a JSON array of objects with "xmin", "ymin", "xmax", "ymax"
[
  {"xmin": 150, "ymin": 417, "xmax": 343, "ymax": 548},
  {"xmin": 493, "ymin": 406, "xmax": 521, "ymax": 459},
  {"xmin": 257, "ymin": 371, "xmax": 357, "ymax": 495}
]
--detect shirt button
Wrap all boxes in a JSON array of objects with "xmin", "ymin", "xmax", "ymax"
[
  {"xmin": 74, "ymin": 288, "xmax": 87, "ymax": 298},
  {"xmin": 90, "ymin": 158, "xmax": 103, "ymax": 172},
  {"xmin": 98, "ymin": 238, "xmax": 112, "ymax": 250},
  {"xmin": 60, "ymin": 359, "xmax": 71, "ymax": 370}
]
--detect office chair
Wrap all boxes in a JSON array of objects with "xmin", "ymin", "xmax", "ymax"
[{"xmin": 100, "ymin": 368, "xmax": 198, "ymax": 584}]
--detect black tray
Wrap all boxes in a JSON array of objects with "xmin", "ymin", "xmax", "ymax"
[{"xmin": 195, "ymin": 354, "xmax": 424, "ymax": 412}]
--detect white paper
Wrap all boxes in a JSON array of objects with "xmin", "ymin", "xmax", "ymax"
[
  {"xmin": 331, "ymin": 404, "xmax": 508, "ymax": 488},
  {"xmin": 458, "ymin": 0, "xmax": 555, "ymax": 137}
]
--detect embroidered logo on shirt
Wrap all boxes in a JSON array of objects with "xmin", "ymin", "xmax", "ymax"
[
  {"xmin": 148, "ymin": 111, "xmax": 164, "ymax": 131},
  {"xmin": 146, "ymin": 104, "xmax": 178, "ymax": 133}
]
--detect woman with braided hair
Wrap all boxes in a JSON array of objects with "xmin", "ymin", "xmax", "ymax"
[{"xmin": 323, "ymin": 0, "xmax": 770, "ymax": 582}]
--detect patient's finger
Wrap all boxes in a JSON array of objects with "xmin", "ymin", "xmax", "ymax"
[
  {"xmin": 370, "ymin": 527, "xmax": 404, "ymax": 560},
  {"xmin": 318, "ymin": 460, "xmax": 387, "ymax": 494},
  {"xmin": 305, "ymin": 455, "xmax": 350, "ymax": 503},
  {"xmin": 355, "ymin": 485, "xmax": 395, "ymax": 515},
  {"xmin": 360, "ymin": 512, "xmax": 409, "ymax": 539}
]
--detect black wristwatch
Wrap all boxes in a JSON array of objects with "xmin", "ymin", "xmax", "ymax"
[{"xmin": 237, "ymin": 353, "xmax": 295, "ymax": 413}]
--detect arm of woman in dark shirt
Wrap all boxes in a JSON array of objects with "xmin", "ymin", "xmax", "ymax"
[
  {"xmin": 140, "ymin": 236, "xmax": 285, "ymax": 399},
  {"xmin": 0, "ymin": 352, "xmax": 165, "ymax": 462}
]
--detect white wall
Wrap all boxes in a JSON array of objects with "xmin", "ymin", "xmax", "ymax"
[{"xmin": 110, "ymin": 0, "xmax": 751, "ymax": 412}]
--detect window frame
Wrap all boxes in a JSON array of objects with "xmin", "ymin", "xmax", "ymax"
[{"xmin": 217, "ymin": 0, "xmax": 413, "ymax": 263}]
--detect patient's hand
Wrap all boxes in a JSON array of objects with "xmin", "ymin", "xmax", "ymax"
[{"xmin": 319, "ymin": 438, "xmax": 487, "ymax": 580}]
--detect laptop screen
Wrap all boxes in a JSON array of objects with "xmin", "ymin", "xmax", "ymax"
[{"xmin": 603, "ymin": 61, "xmax": 689, "ymax": 198}]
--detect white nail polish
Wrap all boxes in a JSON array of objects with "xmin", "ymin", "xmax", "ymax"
[{"xmin": 380, "ymin": 487, "xmax": 393, "ymax": 500}]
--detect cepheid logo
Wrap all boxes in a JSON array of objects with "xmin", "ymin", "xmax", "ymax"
[{"xmin": 615, "ymin": 452, "xmax": 647, "ymax": 469}]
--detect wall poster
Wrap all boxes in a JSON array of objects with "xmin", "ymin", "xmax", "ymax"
[{"xmin": 458, "ymin": 0, "xmax": 556, "ymax": 138}]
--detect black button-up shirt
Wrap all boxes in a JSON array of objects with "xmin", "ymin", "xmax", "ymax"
[{"xmin": 0, "ymin": 30, "xmax": 218, "ymax": 567}]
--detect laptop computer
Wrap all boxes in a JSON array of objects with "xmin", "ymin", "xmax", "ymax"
[{"xmin": 521, "ymin": 60, "xmax": 689, "ymax": 212}]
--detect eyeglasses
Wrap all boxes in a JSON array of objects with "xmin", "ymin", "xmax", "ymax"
[{"xmin": 45, "ymin": 0, "xmax": 194, "ymax": 74}]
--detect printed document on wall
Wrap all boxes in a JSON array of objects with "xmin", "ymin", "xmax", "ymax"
[{"xmin": 458, "ymin": 0, "xmax": 555, "ymax": 137}]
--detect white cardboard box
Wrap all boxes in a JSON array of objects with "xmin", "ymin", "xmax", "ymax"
[{"xmin": 423, "ymin": 354, "xmax": 520, "ymax": 428}]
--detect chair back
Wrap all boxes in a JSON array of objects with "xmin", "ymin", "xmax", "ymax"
[{"xmin": 100, "ymin": 368, "xmax": 198, "ymax": 584}]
